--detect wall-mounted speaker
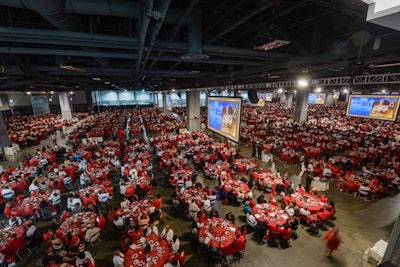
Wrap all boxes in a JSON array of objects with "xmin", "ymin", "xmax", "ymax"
[{"xmin": 248, "ymin": 89, "xmax": 259, "ymax": 104}]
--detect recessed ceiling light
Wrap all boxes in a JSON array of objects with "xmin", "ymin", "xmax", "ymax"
[
  {"xmin": 104, "ymin": 81, "xmax": 110, "ymax": 85},
  {"xmin": 92, "ymin": 77, "xmax": 101, "ymax": 81}
]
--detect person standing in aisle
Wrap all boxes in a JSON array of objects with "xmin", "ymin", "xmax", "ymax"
[{"xmin": 324, "ymin": 227, "xmax": 341, "ymax": 258}]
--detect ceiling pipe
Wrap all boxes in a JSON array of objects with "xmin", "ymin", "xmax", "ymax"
[
  {"xmin": 15, "ymin": 0, "xmax": 110, "ymax": 67},
  {"xmin": 0, "ymin": 0, "xmax": 183, "ymax": 24},
  {"xmin": 138, "ymin": 0, "xmax": 171, "ymax": 80},
  {"xmin": 0, "ymin": 47, "xmax": 138, "ymax": 59}
]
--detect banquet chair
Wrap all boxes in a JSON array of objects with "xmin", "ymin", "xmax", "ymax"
[
  {"xmin": 16, "ymin": 244, "xmax": 32, "ymax": 261},
  {"xmin": 40, "ymin": 201, "xmax": 53, "ymax": 220},
  {"xmin": 90, "ymin": 237, "xmax": 102, "ymax": 247},
  {"xmin": 64, "ymin": 177, "xmax": 74, "ymax": 191}
]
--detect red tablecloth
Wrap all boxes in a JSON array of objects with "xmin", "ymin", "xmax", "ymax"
[
  {"xmin": 252, "ymin": 203, "xmax": 288, "ymax": 227},
  {"xmin": 291, "ymin": 192, "xmax": 325, "ymax": 213},
  {"xmin": 56, "ymin": 211, "xmax": 98, "ymax": 239},
  {"xmin": 198, "ymin": 218, "xmax": 236, "ymax": 249},
  {"xmin": 118, "ymin": 199, "xmax": 155, "ymax": 224},
  {"xmin": 125, "ymin": 233, "xmax": 170, "ymax": 267},
  {"xmin": 180, "ymin": 187, "xmax": 209, "ymax": 207},
  {"xmin": 0, "ymin": 225, "xmax": 26, "ymax": 263}
]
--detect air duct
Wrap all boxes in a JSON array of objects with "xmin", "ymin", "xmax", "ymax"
[{"xmin": 181, "ymin": 7, "xmax": 209, "ymax": 60}]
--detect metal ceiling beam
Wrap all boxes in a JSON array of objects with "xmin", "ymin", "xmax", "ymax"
[
  {"xmin": 0, "ymin": 26, "xmax": 142, "ymax": 49},
  {"xmin": 0, "ymin": 47, "xmax": 138, "ymax": 59},
  {"xmin": 206, "ymin": 2, "xmax": 274, "ymax": 44},
  {"xmin": 148, "ymin": 55, "xmax": 263, "ymax": 66}
]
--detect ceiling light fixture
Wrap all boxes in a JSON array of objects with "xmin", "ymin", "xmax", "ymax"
[{"xmin": 297, "ymin": 79, "xmax": 309, "ymax": 88}]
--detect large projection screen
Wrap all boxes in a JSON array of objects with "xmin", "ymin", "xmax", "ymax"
[
  {"xmin": 308, "ymin": 93, "xmax": 326, "ymax": 104},
  {"xmin": 207, "ymin": 96, "xmax": 242, "ymax": 143},
  {"xmin": 346, "ymin": 95, "xmax": 400, "ymax": 121}
]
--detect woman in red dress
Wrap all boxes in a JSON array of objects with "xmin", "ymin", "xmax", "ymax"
[{"xmin": 324, "ymin": 227, "xmax": 341, "ymax": 258}]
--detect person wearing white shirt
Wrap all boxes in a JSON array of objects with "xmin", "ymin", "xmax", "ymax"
[
  {"xmin": 188, "ymin": 201, "xmax": 200, "ymax": 221},
  {"xmin": 300, "ymin": 207, "xmax": 311, "ymax": 217},
  {"xmin": 161, "ymin": 225, "xmax": 174, "ymax": 244},
  {"xmin": 67, "ymin": 195, "xmax": 83, "ymax": 211},
  {"xmin": 285, "ymin": 204, "xmax": 295, "ymax": 217},
  {"xmin": 48, "ymin": 192, "xmax": 61, "ymax": 206},
  {"xmin": 75, "ymin": 251, "xmax": 95, "ymax": 267},
  {"xmin": 113, "ymin": 215, "xmax": 124, "ymax": 228},
  {"xmin": 1, "ymin": 187, "xmax": 14, "ymax": 200},
  {"xmin": 85, "ymin": 225, "xmax": 101, "ymax": 243},
  {"xmin": 98, "ymin": 191, "xmax": 112, "ymax": 203},
  {"xmin": 208, "ymin": 192, "xmax": 217, "ymax": 206},
  {"xmin": 146, "ymin": 224, "xmax": 159, "ymax": 236},
  {"xmin": 171, "ymin": 235, "xmax": 180, "ymax": 254},
  {"xmin": 246, "ymin": 212, "xmax": 257, "ymax": 228},
  {"xmin": 112, "ymin": 250, "xmax": 125, "ymax": 267},
  {"xmin": 202, "ymin": 199, "xmax": 211, "ymax": 213},
  {"xmin": 80, "ymin": 172, "xmax": 91, "ymax": 187},
  {"xmin": 176, "ymin": 178, "xmax": 184, "ymax": 188},
  {"xmin": 120, "ymin": 197, "xmax": 130, "ymax": 210},
  {"xmin": 184, "ymin": 179, "xmax": 193, "ymax": 189},
  {"xmin": 26, "ymin": 223, "xmax": 37, "ymax": 238},
  {"xmin": 29, "ymin": 181, "xmax": 39, "ymax": 192},
  {"xmin": 9, "ymin": 215, "xmax": 22, "ymax": 227}
]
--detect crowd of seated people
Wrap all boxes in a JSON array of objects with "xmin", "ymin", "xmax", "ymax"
[
  {"xmin": 141, "ymin": 107, "xmax": 186, "ymax": 134},
  {"xmin": 5, "ymin": 113, "xmax": 80, "ymax": 146},
  {"xmin": 198, "ymin": 102, "xmax": 400, "ymax": 199}
]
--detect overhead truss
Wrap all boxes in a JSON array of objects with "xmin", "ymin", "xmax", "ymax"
[{"xmin": 191, "ymin": 73, "xmax": 400, "ymax": 91}]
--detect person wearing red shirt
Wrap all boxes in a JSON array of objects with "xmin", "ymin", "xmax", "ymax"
[
  {"xmin": 234, "ymin": 232, "xmax": 246, "ymax": 253},
  {"xmin": 175, "ymin": 248, "xmax": 185, "ymax": 266}
]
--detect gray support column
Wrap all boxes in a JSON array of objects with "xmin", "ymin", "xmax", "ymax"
[
  {"xmin": 85, "ymin": 90, "xmax": 94, "ymax": 111},
  {"xmin": 186, "ymin": 90, "xmax": 201, "ymax": 132},
  {"xmin": 285, "ymin": 92, "xmax": 293, "ymax": 109},
  {"xmin": 0, "ymin": 112, "xmax": 10, "ymax": 150},
  {"xmin": 162, "ymin": 93, "xmax": 167, "ymax": 113},
  {"xmin": 293, "ymin": 89, "xmax": 309, "ymax": 123},
  {"xmin": 153, "ymin": 93, "xmax": 158, "ymax": 108},
  {"xmin": 279, "ymin": 92, "xmax": 287, "ymax": 104},
  {"xmin": 325, "ymin": 91, "xmax": 334, "ymax": 106},
  {"xmin": 58, "ymin": 92, "xmax": 73, "ymax": 120}
]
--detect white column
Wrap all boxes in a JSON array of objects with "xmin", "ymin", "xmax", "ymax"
[
  {"xmin": 285, "ymin": 92, "xmax": 293, "ymax": 109},
  {"xmin": 186, "ymin": 90, "xmax": 201, "ymax": 132},
  {"xmin": 0, "ymin": 112, "xmax": 10, "ymax": 151},
  {"xmin": 325, "ymin": 92, "xmax": 334, "ymax": 106},
  {"xmin": 162, "ymin": 93, "xmax": 167, "ymax": 113},
  {"xmin": 58, "ymin": 92, "xmax": 73, "ymax": 120},
  {"xmin": 293, "ymin": 89, "xmax": 309, "ymax": 123}
]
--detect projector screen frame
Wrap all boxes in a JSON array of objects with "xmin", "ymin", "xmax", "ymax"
[
  {"xmin": 207, "ymin": 96, "xmax": 242, "ymax": 143},
  {"xmin": 346, "ymin": 94, "xmax": 400, "ymax": 122}
]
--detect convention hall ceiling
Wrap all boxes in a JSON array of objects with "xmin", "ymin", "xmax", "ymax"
[{"xmin": 0, "ymin": 0, "xmax": 399, "ymax": 92}]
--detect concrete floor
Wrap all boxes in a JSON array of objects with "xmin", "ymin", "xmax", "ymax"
[{"xmin": 6, "ymin": 118, "xmax": 397, "ymax": 267}]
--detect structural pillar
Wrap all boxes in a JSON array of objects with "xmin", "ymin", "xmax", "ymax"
[
  {"xmin": 293, "ymin": 89, "xmax": 309, "ymax": 123},
  {"xmin": 153, "ymin": 93, "xmax": 158, "ymax": 108},
  {"xmin": 186, "ymin": 90, "xmax": 201, "ymax": 132},
  {"xmin": 162, "ymin": 93, "xmax": 167, "ymax": 113},
  {"xmin": 285, "ymin": 92, "xmax": 293, "ymax": 109},
  {"xmin": 0, "ymin": 112, "xmax": 10, "ymax": 151},
  {"xmin": 58, "ymin": 92, "xmax": 73, "ymax": 120},
  {"xmin": 325, "ymin": 91, "xmax": 334, "ymax": 106},
  {"xmin": 279, "ymin": 92, "xmax": 287, "ymax": 104}
]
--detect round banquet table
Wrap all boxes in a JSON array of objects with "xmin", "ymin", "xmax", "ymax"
[
  {"xmin": 124, "ymin": 233, "xmax": 170, "ymax": 267},
  {"xmin": 0, "ymin": 225, "xmax": 26, "ymax": 263},
  {"xmin": 252, "ymin": 203, "xmax": 288, "ymax": 228},
  {"xmin": 180, "ymin": 187, "xmax": 209, "ymax": 207},
  {"xmin": 223, "ymin": 178, "xmax": 249, "ymax": 195},
  {"xmin": 118, "ymin": 199, "xmax": 155, "ymax": 224},
  {"xmin": 291, "ymin": 192, "xmax": 325, "ymax": 213},
  {"xmin": 198, "ymin": 218, "xmax": 236, "ymax": 249},
  {"xmin": 56, "ymin": 211, "xmax": 98, "ymax": 239}
]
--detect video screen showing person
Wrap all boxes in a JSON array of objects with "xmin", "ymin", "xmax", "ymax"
[{"xmin": 208, "ymin": 97, "xmax": 242, "ymax": 142}]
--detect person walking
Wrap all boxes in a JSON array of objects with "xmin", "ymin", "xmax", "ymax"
[{"xmin": 324, "ymin": 227, "xmax": 341, "ymax": 258}]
